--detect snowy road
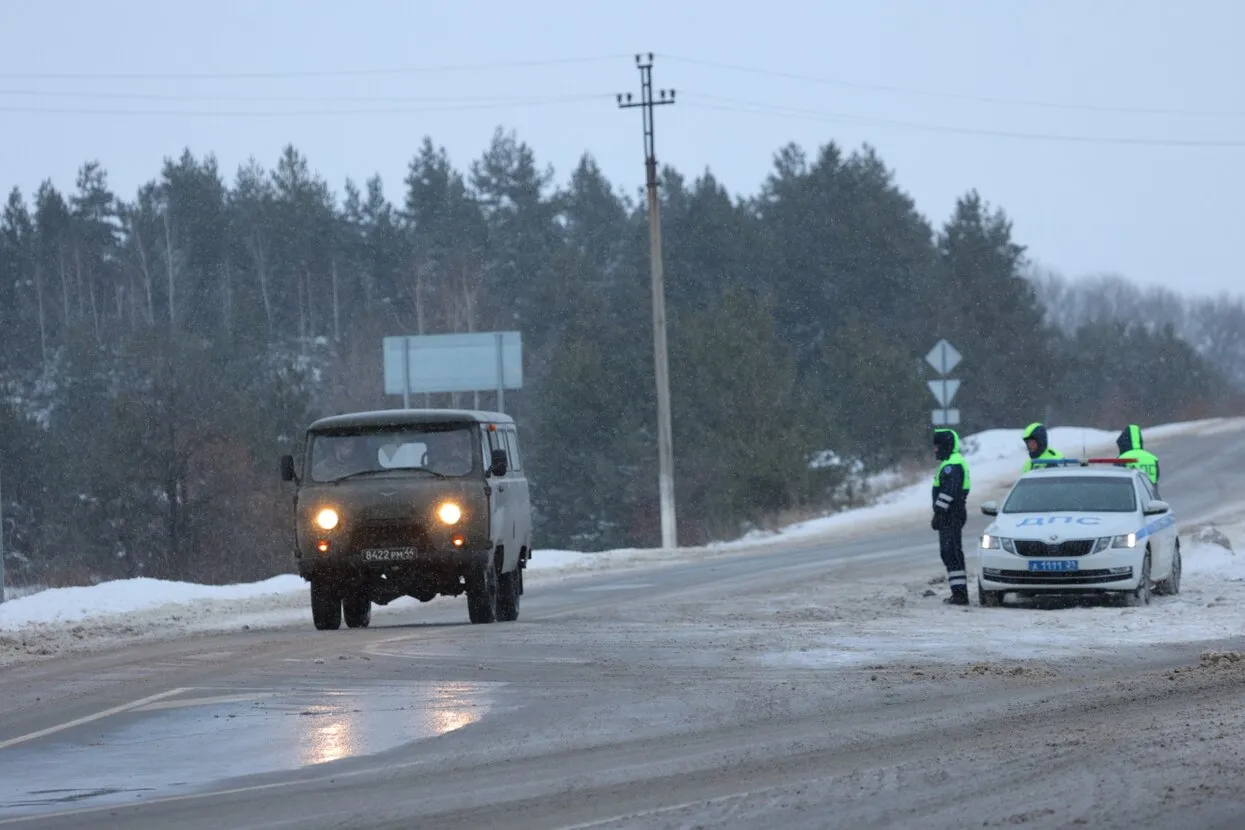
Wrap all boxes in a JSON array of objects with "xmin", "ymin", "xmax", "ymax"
[{"xmin": 2, "ymin": 424, "xmax": 1245, "ymax": 828}]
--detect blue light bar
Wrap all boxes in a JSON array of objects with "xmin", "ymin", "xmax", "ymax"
[{"xmin": 1029, "ymin": 458, "xmax": 1084, "ymax": 467}]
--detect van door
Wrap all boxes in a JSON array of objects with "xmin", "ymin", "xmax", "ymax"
[
  {"xmin": 501, "ymin": 426, "xmax": 531, "ymax": 564},
  {"xmin": 483, "ymin": 424, "xmax": 511, "ymax": 566}
]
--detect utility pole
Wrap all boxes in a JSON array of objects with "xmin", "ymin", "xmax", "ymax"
[{"xmin": 618, "ymin": 53, "xmax": 678, "ymax": 550}]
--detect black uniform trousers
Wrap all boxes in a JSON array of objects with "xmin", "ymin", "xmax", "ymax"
[{"xmin": 938, "ymin": 515, "xmax": 968, "ymax": 592}]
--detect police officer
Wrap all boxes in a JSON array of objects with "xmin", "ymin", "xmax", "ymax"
[
  {"xmin": 1116, "ymin": 424, "xmax": 1160, "ymax": 493},
  {"xmin": 1022, "ymin": 422, "xmax": 1063, "ymax": 472},
  {"xmin": 931, "ymin": 428, "xmax": 971, "ymax": 605}
]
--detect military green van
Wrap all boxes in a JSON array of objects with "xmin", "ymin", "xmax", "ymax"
[{"xmin": 279, "ymin": 409, "xmax": 533, "ymax": 630}]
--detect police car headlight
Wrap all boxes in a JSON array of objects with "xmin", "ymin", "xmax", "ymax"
[
  {"xmin": 1110, "ymin": 532, "xmax": 1137, "ymax": 549},
  {"xmin": 314, "ymin": 508, "xmax": 339, "ymax": 530},
  {"xmin": 981, "ymin": 535, "xmax": 1015, "ymax": 553}
]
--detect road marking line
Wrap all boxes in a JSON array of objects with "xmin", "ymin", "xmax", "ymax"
[{"xmin": 0, "ymin": 688, "xmax": 191, "ymax": 751}]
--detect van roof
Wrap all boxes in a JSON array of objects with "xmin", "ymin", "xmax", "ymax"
[{"xmin": 307, "ymin": 408, "xmax": 515, "ymax": 432}]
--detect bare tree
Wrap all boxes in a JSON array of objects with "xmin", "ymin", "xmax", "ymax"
[{"xmin": 161, "ymin": 203, "xmax": 178, "ymax": 328}]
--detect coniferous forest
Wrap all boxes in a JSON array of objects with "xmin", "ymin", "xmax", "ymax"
[{"xmin": 2, "ymin": 128, "xmax": 1243, "ymax": 588}]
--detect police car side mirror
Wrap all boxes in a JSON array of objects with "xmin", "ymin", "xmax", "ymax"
[
  {"xmin": 1143, "ymin": 500, "xmax": 1170, "ymax": 516},
  {"xmin": 980, "ymin": 501, "xmax": 999, "ymax": 517},
  {"xmin": 280, "ymin": 454, "xmax": 298, "ymax": 483}
]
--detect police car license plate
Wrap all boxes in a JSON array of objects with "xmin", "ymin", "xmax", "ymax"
[
  {"xmin": 1028, "ymin": 559, "xmax": 1079, "ymax": 572},
  {"xmin": 360, "ymin": 547, "xmax": 417, "ymax": 562}
]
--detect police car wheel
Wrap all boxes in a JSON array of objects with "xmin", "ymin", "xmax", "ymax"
[
  {"xmin": 977, "ymin": 580, "xmax": 1004, "ymax": 608},
  {"xmin": 1156, "ymin": 543, "xmax": 1182, "ymax": 596},
  {"xmin": 1121, "ymin": 554, "xmax": 1152, "ymax": 607}
]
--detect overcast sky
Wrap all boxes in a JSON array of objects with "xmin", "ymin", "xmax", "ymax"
[{"xmin": 2, "ymin": 0, "xmax": 1241, "ymax": 299}]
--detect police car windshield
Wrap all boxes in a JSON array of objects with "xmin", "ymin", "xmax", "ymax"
[{"xmin": 1002, "ymin": 476, "xmax": 1137, "ymax": 513}]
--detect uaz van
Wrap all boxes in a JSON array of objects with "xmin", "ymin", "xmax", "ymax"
[{"xmin": 280, "ymin": 409, "xmax": 533, "ymax": 630}]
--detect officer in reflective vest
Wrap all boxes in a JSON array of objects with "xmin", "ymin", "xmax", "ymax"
[
  {"xmin": 1021, "ymin": 422, "xmax": 1062, "ymax": 473},
  {"xmin": 931, "ymin": 428, "xmax": 971, "ymax": 605},
  {"xmin": 1116, "ymin": 424, "xmax": 1160, "ymax": 493}
]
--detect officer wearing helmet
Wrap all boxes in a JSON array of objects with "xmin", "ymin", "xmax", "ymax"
[
  {"xmin": 931, "ymin": 428, "xmax": 971, "ymax": 606},
  {"xmin": 1021, "ymin": 422, "xmax": 1063, "ymax": 473},
  {"xmin": 1116, "ymin": 424, "xmax": 1160, "ymax": 494}
]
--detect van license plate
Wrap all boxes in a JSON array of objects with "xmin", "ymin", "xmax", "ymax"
[{"xmin": 361, "ymin": 548, "xmax": 417, "ymax": 562}]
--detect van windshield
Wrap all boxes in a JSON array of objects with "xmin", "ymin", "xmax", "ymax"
[
  {"xmin": 309, "ymin": 425, "xmax": 477, "ymax": 483},
  {"xmin": 1002, "ymin": 476, "xmax": 1137, "ymax": 513}
]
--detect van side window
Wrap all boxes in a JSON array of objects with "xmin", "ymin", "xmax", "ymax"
[
  {"xmin": 480, "ymin": 426, "xmax": 495, "ymax": 469},
  {"xmin": 503, "ymin": 427, "xmax": 523, "ymax": 472},
  {"xmin": 483, "ymin": 426, "xmax": 508, "ymax": 473}
]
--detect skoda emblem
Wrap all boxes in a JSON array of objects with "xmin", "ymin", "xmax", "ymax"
[{"xmin": 1049, "ymin": 534, "xmax": 1058, "ymax": 541}]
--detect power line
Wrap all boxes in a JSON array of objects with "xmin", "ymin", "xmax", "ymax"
[
  {"xmin": 0, "ymin": 88, "xmax": 605, "ymax": 105},
  {"xmin": 0, "ymin": 94, "xmax": 611, "ymax": 117},
  {"xmin": 679, "ymin": 93, "xmax": 1245, "ymax": 148},
  {"xmin": 661, "ymin": 54, "xmax": 1245, "ymax": 119},
  {"xmin": 0, "ymin": 54, "xmax": 631, "ymax": 82}
]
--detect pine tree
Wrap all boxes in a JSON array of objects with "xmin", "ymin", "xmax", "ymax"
[{"xmin": 936, "ymin": 190, "xmax": 1053, "ymax": 429}]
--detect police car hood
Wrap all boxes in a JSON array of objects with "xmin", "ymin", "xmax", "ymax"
[{"xmin": 986, "ymin": 512, "xmax": 1140, "ymax": 541}]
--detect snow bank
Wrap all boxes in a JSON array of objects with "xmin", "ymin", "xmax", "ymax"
[
  {"xmin": 0, "ymin": 575, "xmax": 306, "ymax": 630},
  {"xmin": 1, "ymin": 417, "xmax": 1241, "ymax": 665}
]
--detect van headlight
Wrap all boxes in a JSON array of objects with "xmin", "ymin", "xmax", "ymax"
[
  {"xmin": 437, "ymin": 502, "xmax": 462, "ymax": 525},
  {"xmin": 315, "ymin": 508, "xmax": 340, "ymax": 530}
]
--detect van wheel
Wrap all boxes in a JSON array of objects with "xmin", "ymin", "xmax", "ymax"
[
  {"xmin": 343, "ymin": 594, "xmax": 371, "ymax": 628},
  {"xmin": 310, "ymin": 580, "xmax": 341, "ymax": 630},
  {"xmin": 497, "ymin": 568, "xmax": 521, "ymax": 622},
  {"xmin": 466, "ymin": 564, "xmax": 498, "ymax": 624}
]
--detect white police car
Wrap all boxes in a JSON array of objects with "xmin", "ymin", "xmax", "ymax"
[{"xmin": 976, "ymin": 459, "xmax": 1180, "ymax": 607}]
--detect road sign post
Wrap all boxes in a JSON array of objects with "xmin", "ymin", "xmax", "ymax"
[{"xmin": 925, "ymin": 339, "xmax": 963, "ymax": 427}]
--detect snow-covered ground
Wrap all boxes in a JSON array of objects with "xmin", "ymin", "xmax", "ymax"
[
  {"xmin": 743, "ymin": 518, "xmax": 1245, "ymax": 668},
  {"xmin": 2, "ymin": 416, "xmax": 1243, "ymax": 667}
]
